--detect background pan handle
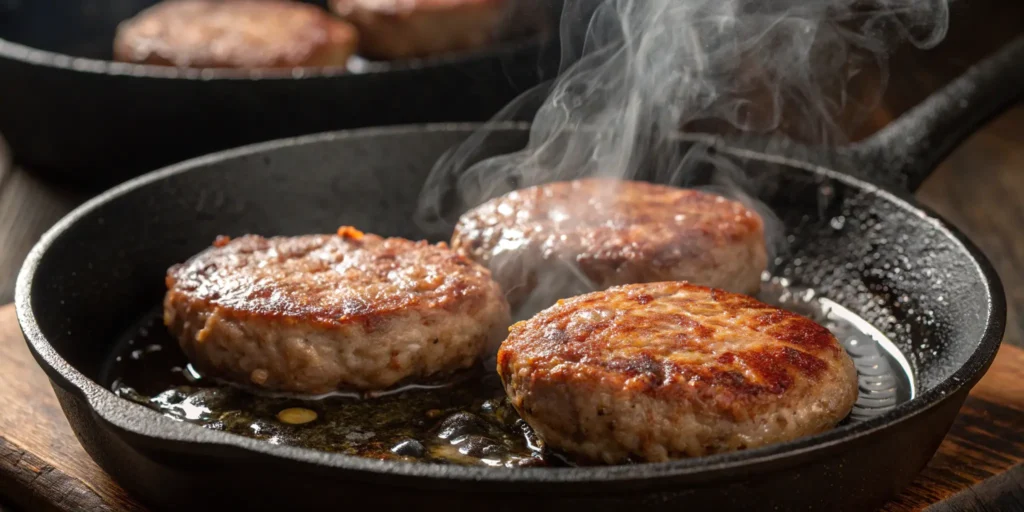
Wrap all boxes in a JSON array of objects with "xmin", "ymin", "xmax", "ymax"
[{"xmin": 850, "ymin": 35, "xmax": 1024, "ymax": 192}]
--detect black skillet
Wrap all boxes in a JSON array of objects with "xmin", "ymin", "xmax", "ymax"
[
  {"xmin": 15, "ymin": 35, "xmax": 1023, "ymax": 512},
  {"xmin": 0, "ymin": 0, "xmax": 561, "ymax": 187}
]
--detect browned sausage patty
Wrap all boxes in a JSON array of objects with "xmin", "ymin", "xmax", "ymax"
[
  {"xmin": 329, "ymin": 0, "xmax": 514, "ymax": 60},
  {"xmin": 497, "ymin": 282, "xmax": 858, "ymax": 463},
  {"xmin": 114, "ymin": 0, "xmax": 358, "ymax": 69},
  {"xmin": 452, "ymin": 179, "xmax": 768, "ymax": 312},
  {"xmin": 163, "ymin": 227, "xmax": 510, "ymax": 394}
]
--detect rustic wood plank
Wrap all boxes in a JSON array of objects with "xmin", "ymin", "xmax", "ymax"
[
  {"xmin": 926, "ymin": 463, "xmax": 1024, "ymax": 512},
  {"xmin": 966, "ymin": 344, "xmax": 1024, "ymax": 412},
  {"xmin": 0, "ymin": 302, "xmax": 1020, "ymax": 511},
  {"xmin": 0, "ymin": 437, "xmax": 110, "ymax": 512},
  {"xmin": 0, "ymin": 163, "xmax": 83, "ymax": 304},
  {"xmin": 0, "ymin": 305, "xmax": 147, "ymax": 512}
]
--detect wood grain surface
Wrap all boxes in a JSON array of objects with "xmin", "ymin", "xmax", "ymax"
[
  {"xmin": 0, "ymin": 304, "xmax": 145, "ymax": 512},
  {"xmin": 0, "ymin": 149, "xmax": 86, "ymax": 303},
  {"xmin": 0, "ymin": 302, "xmax": 1021, "ymax": 512},
  {"xmin": 926, "ymin": 464, "xmax": 1024, "ymax": 512}
]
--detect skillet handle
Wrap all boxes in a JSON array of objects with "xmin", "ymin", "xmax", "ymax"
[{"xmin": 850, "ymin": 35, "xmax": 1024, "ymax": 192}]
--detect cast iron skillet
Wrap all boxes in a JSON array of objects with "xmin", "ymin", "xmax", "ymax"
[
  {"xmin": 15, "ymin": 36, "xmax": 1023, "ymax": 512},
  {"xmin": 0, "ymin": 0, "xmax": 561, "ymax": 187}
]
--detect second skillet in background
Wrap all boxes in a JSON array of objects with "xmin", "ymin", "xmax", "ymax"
[{"xmin": 0, "ymin": 0, "xmax": 563, "ymax": 187}]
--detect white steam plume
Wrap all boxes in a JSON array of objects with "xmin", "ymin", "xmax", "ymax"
[
  {"xmin": 415, "ymin": 0, "xmax": 949, "ymax": 316},
  {"xmin": 418, "ymin": 0, "xmax": 948, "ymax": 228}
]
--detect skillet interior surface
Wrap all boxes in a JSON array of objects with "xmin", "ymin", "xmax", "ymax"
[{"xmin": 15, "ymin": 125, "xmax": 1003, "ymax": 510}]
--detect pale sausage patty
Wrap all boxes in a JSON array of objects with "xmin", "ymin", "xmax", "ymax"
[
  {"xmin": 114, "ymin": 0, "xmax": 358, "ymax": 69},
  {"xmin": 452, "ymin": 178, "xmax": 768, "ymax": 313},
  {"xmin": 163, "ymin": 227, "xmax": 510, "ymax": 394}
]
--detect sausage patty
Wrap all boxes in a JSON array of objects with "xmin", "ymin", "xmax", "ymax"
[
  {"xmin": 163, "ymin": 227, "xmax": 510, "ymax": 394},
  {"xmin": 114, "ymin": 0, "xmax": 358, "ymax": 69},
  {"xmin": 329, "ymin": 0, "xmax": 516, "ymax": 60},
  {"xmin": 497, "ymin": 281, "xmax": 858, "ymax": 463},
  {"xmin": 452, "ymin": 179, "xmax": 768, "ymax": 313}
]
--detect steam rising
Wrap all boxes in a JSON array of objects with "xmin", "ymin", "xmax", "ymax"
[{"xmin": 416, "ymin": 0, "xmax": 949, "ymax": 313}]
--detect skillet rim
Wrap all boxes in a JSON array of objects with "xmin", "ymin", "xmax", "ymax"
[
  {"xmin": 0, "ymin": 26, "xmax": 549, "ymax": 80},
  {"xmin": 14, "ymin": 122, "xmax": 1005, "ymax": 485}
]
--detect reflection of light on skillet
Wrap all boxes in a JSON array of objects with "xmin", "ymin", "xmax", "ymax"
[
  {"xmin": 104, "ymin": 277, "xmax": 914, "ymax": 466},
  {"xmin": 758, "ymin": 276, "xmax": 913, "ymax": 424},
  {"xmin": 820, "ymin": 299, "xmax": 916, "ymax": 393}
]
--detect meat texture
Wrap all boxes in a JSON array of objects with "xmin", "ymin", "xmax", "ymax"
[
  {"xmin": 452, "ymin": 178, "xmax": 768, "ymax": 313},
  {"xmin": 114, "ymin": 0, "xmax": 358, "ymax": 68},
  {"xmin": 497, "ymin": 281, "xmax": 859, "ymax": 463},
  {"xmin": 163, "ymin": 227, "xmax": 510, "ymax": 394}
]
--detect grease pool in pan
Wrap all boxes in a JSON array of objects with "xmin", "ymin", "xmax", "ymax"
[{"xmin": 102, "ymin": 277, "xmax": 914, "ymax": 467}]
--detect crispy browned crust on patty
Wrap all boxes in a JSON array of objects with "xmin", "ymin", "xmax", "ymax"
[
  {"xmin": 114, "ymin": 0, "xmax": 358, "ymax": 69},
  {"xmin": 166, "ymin": 229, "xmax": 506, "ymax": 327},
  {"xmin": 163, "ymin": 228, "xmax": 510, "ymax": 393},
  {"xmin": 497, "ymin": 281, "xmax": 858, "ymax": 463},
  {"xmin": 329, "ymin": 0, "xmax": 513, "ymax": 60},
  {"xmin": 452, "ymin": 178, "xmax": 768, "ymax": 311}
]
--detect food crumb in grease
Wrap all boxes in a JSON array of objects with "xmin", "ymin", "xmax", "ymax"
[
  {"xmin": 251, "ymin": 368, "xmax": 269, "ymax": 384},
  {"xmin": 277, "ymin": 407, "xmax": 318, "ymax": 425},
  {"xmin": 337, "ymin": 226, "xmax": 364, "ymax": 240}
]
